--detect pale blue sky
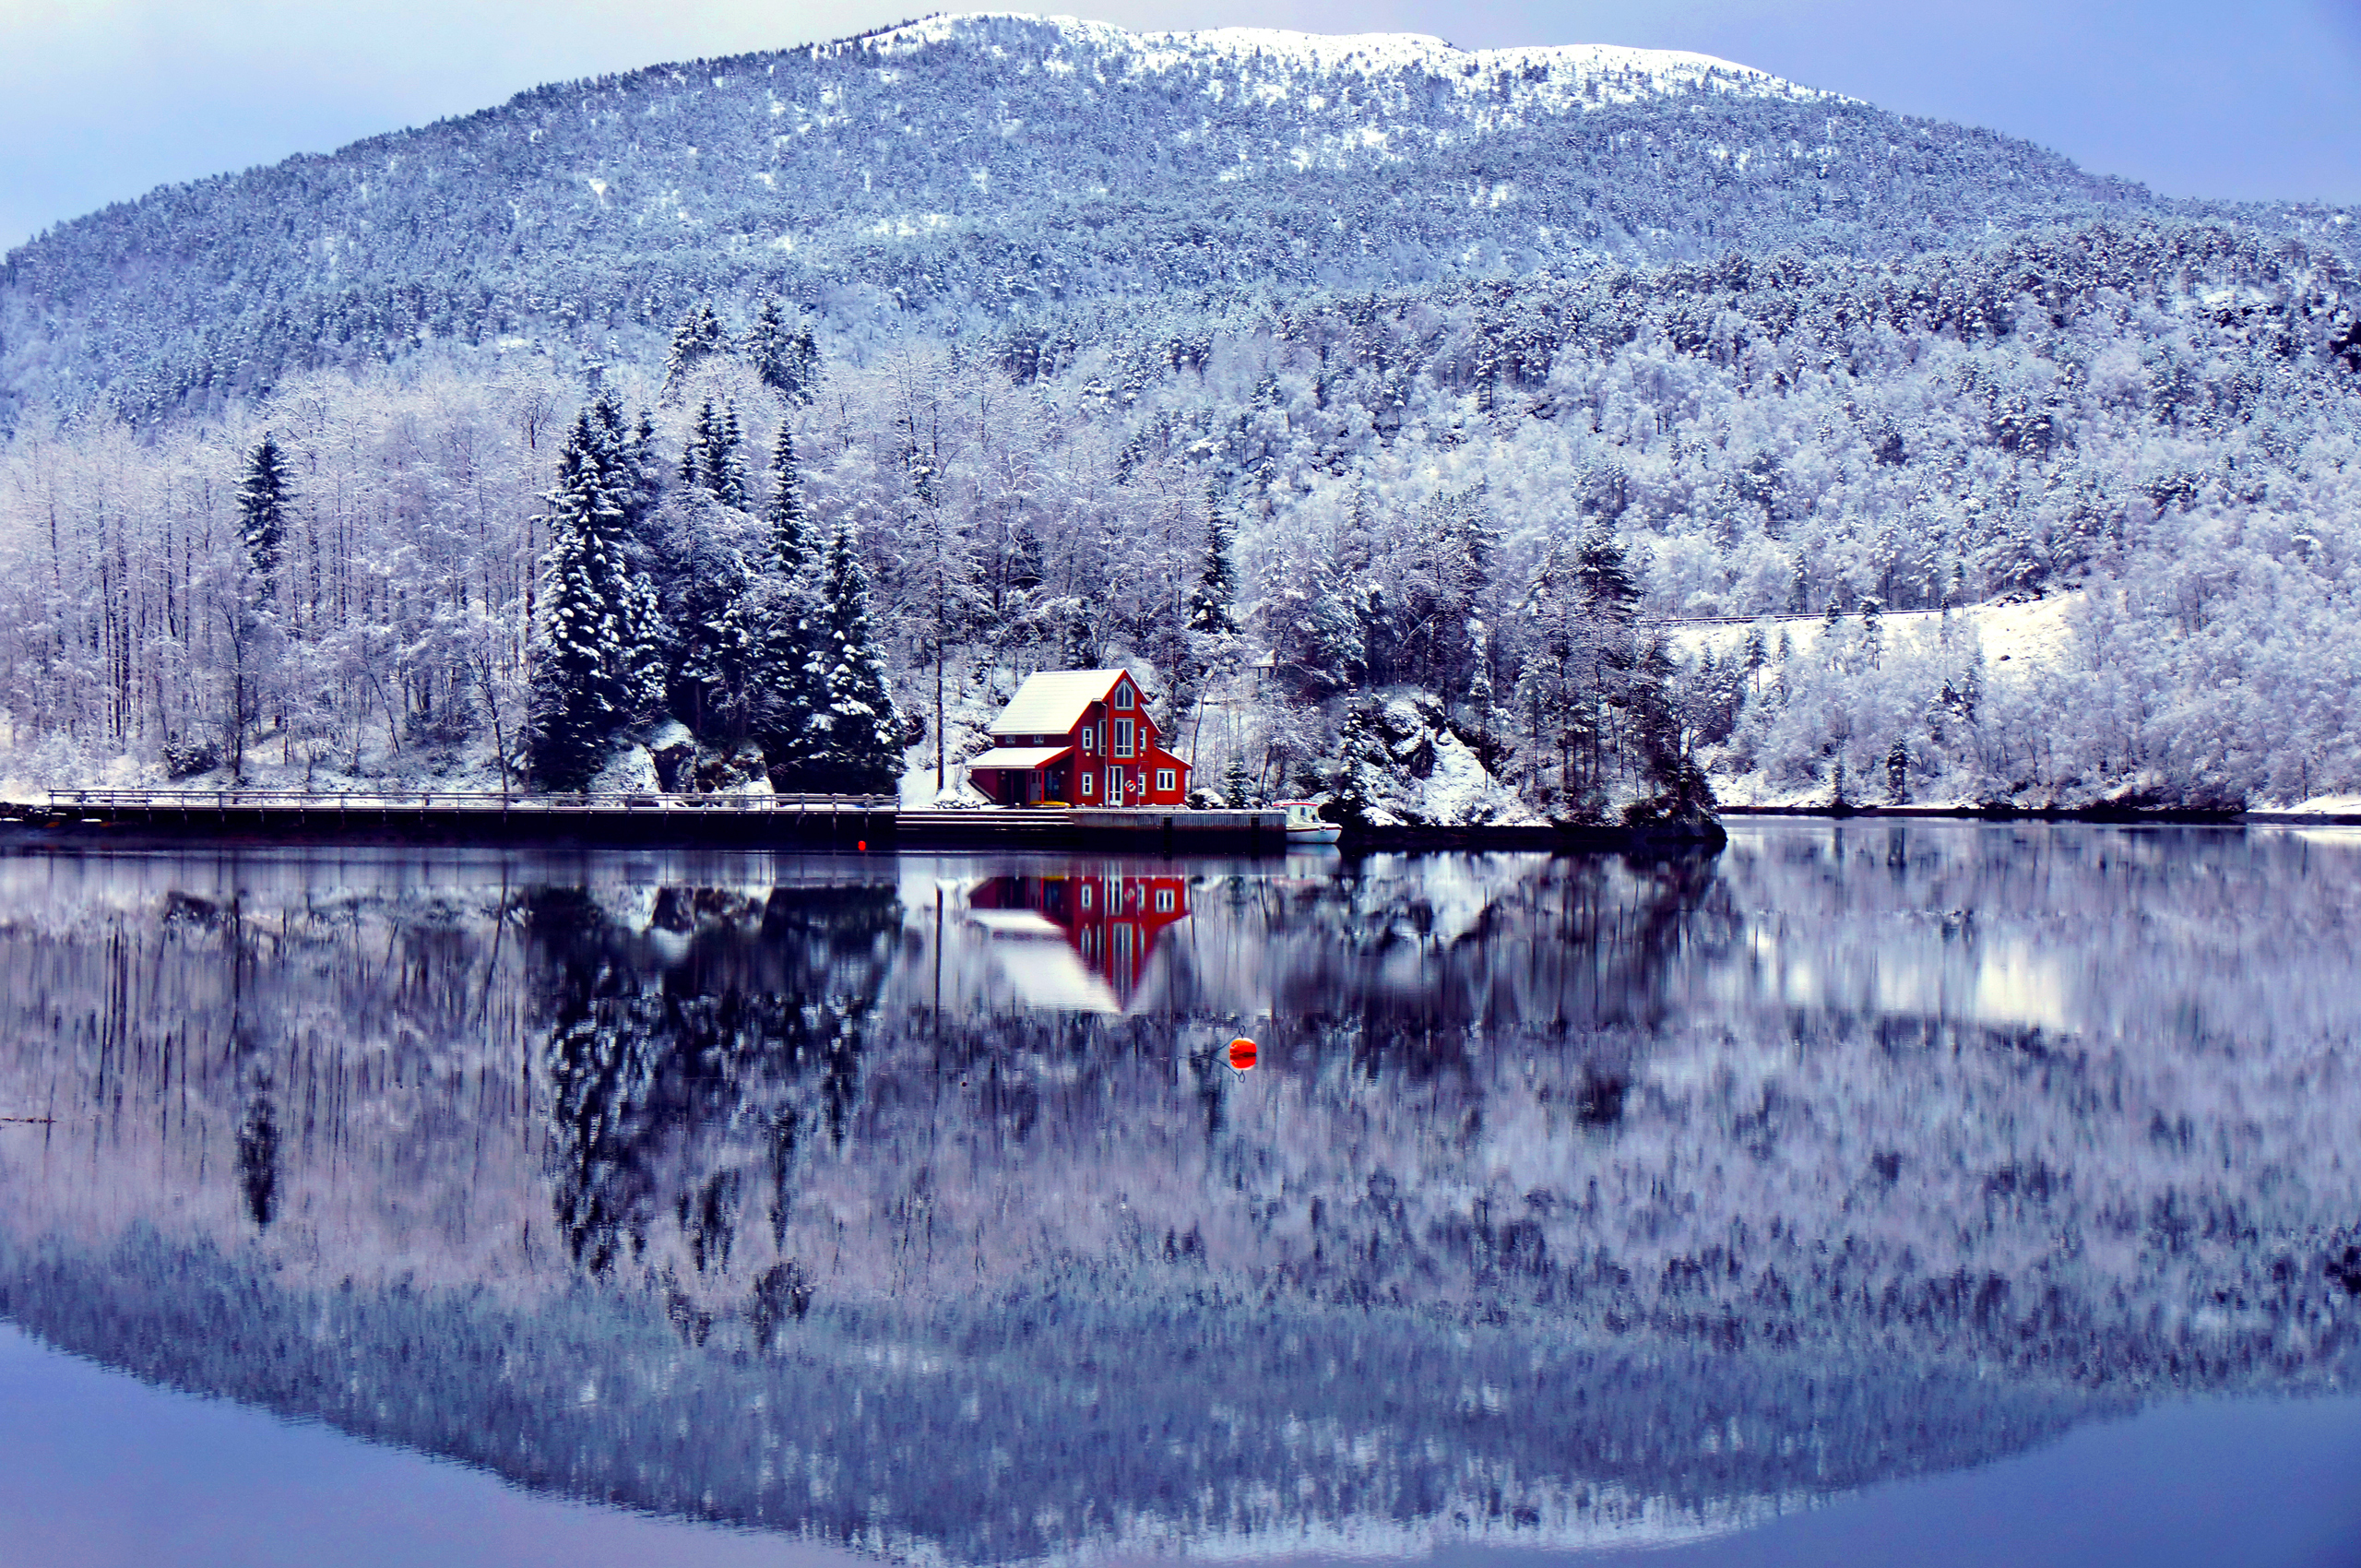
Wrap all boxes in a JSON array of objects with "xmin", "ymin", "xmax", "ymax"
[{"xmin": 3, "ymin": 1, "xmax": 2356, "ymax": 253}]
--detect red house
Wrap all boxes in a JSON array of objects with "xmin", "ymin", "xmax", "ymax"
[{"xmin": 965, "ymin": 669, "xmax": 1192, "ymax": 808}]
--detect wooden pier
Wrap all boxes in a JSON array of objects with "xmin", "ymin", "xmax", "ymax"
[
  {"xmin": 9, "ymin": 788, "xmax": 898, "ymax": 849},
  {"xmin": 896, "ymin": 807, "xmax": 1287, "ymax": 849},
  {"xmin": 2, "ymin": 790, "xmax": 1291, "ymax": 851}
]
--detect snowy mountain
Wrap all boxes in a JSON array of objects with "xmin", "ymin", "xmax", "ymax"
[{"xmin": 0, "ymin": 11, "xmax": 2201, "ymax": 426}]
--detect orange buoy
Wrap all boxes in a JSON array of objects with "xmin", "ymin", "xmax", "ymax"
[
  {"xmin": 857, "ymin": 840, "xmax": 867, "ymax": 851},
  {"xmin": 1227, "ymin": 1038, "xmax": 1258, "ymax": 1072}
]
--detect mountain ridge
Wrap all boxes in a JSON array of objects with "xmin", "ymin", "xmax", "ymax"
[{"xmin": 0, "ymin": 11, "xmax": 2225, "ymax": 430}]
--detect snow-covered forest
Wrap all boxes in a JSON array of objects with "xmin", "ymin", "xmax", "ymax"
[{"xmin": 2, "ymin": 16, "xmax": 2358, "ymax": 813}]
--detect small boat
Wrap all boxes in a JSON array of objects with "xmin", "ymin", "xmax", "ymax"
[{"xmin": 1272, "ymin": 800, "xmax": 1342, "ymax": 845}]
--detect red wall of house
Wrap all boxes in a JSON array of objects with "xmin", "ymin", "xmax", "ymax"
[{"xmin": 1060, "ymin": 687, "xmax": 1189, "ymax": 806}]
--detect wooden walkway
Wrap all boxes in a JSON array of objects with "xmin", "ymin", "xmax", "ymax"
[
  {"xmin": 3, "ymin": 792, "xmax": 1290, "ymax": 851},
  {"xmin": 896, "ymin": 806, "xmax": 1286, "ymax": 848},
  {"xmin": 9, "ymin": 788, "xmax": 896, "ymax": 847}
]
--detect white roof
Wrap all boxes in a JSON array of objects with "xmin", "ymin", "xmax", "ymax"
[
  {"xmin": 965, "ymin": 745, "xmax": 1073, "ymax": 770},
  {"xmin": 989, "ymin": 670, "xmax": 1133, "ymax": 736}
]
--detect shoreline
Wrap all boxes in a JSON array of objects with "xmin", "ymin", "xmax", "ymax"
[
  {"xmin": 10, "ymin": 794, "xmax": 2353, "ymax": 850},
  {"xmin": 0, "ymin": 794, "xmax": 1727, "ymax": 856},
  {"xmin": 1713, "ymin": 802, "xmax": 2361, "ymax": 826}
]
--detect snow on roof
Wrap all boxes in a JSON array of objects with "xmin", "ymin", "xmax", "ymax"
[
  {"xmin": 965, "ymin": 744, "xmax": 1074, "ymax": 770},
  {"xmin": 989, "ymin": 670, "xmax": 1133, "ymax": 736}
]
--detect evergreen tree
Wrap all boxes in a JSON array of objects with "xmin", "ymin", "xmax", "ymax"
[
  {"xmin": 678, "ymin": 546, "xmax": 763, "ymax": 741},
  {"xmin": 1572, "ymin": 528, "xmax": 1641, "ymax": 625},
  {"xmin": 661, "ymin": 301, "xmax": 730, "ymax": 400},
  {"xmin": 236, "ymin": 433, "xmax": 291, "ymax": 597},
  {"xmin": 712, "ymin": 403, "xmax": 748, "ymax": 509},
  {"xmin": 753, "ymin": 558, "xmax": 822, "ymax": 783},
  {"xmin": 1328, "ymin": 701, "xmax": 1396, "ymax": 827},
  {"xmin": 223, "ymin": 432, "xmax": 297, "ymax": 777},
  {"xmin": 679, "ymin": 400, "xmax": 749, "ymax": 509},
  {"xmin": 583, "ymin": 389, "xmax": 658, "ymax": 528},
  {"xmin": 745, "ymin": 297, "xmax": 819, "ymax": 405},
  {"xmin": 528, "ymin": 413, "xmax": 663, "ymax": 790},
  {"xmin": 748, "ymin": 422, "xmax": 823, "ymax": 776},
  {"xmin": 1223, "ymin": 753, "xmax": 1253, "ymax": 808},
  {"xmin": 1187, "ymin": 505, "xmax": 1239, "ymax": 636},
  {"xmin": 764, "ymin": 425, "xmax": 808, "ymax": 569},
  {"xmin": 797, "ymin": 524, "xmax": 904, "ymax": 794},
  {"xmin": 679, "ymin": 401, "xmax": 716, "ymax": 492}
]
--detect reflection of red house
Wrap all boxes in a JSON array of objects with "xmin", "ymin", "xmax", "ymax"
[
  {"xmin": 965, "ymin": 669, "xmax": 1190, "ymax": 808},
  {"xmin": 967, "ymin": 871, "xmax": 1191, "ymax": 1011}
]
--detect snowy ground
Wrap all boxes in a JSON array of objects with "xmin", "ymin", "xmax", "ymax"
[
  {"xmin": 1671, "ymin": 593, "xmax": 2087, "ymax": 811},
  {"xmin": 1662, "ymin": 592, "xmax": 2082, "ymax": 679}
]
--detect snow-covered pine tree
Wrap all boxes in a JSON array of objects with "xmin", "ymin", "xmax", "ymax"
[
  {"xmin": 765, "ymin": 425, "xmax": 808, "ymax": 571},
  {"xmin": 752, "ymin": 556, "xmax": 820, "ymax": 785},
  {"xmin": 223, "ymin": 432, "xmax": 295, "ymax": 778},
  {"xmin": 679, "ymin": 401, "xmax": 717, "ymax": 493},
  {"xmin": 583, "ymin": 388, "xmax": 659, "ymax": 528},
  {"xmin": 711, "ymin": 404, "xmax": 748, "ymax": 510},
  {"xmin": 1327, "ymin": 701, "xmax": 1397, "ymax": 828},
  {"xmin": 678, "ymin": 545, "xmax": 762, "ymax": 740},
  {"xmin": 797, "ymin": 523, "xmax": 904, "ymax": 794},
  {"xmin": 528, "ymin": 413, "xmax": 663, "ymax": 790},
  {"xmin": 745, "ymin": 297, "xmax": 819, "ymax": 405},
  {"xmin": 1187, "ymin": 504, "xmax": 1239, "ymax": 636},
  {"xmin": 747, "ymin": 421, "xmax": 823, "ymax": 777},
  {"xmin": 660, "ymin": 301, "xmax": 730, "ymax": 400},
  {"xmin": 236, "ymin": 433, "xmax": 291, "ymax": 597}
]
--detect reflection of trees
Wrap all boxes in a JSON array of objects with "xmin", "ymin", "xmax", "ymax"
[
  {"xmin": 531, "ymin": 884, "xmax": 899, "ymax": 1283},
  {"xmin": 1228, "ymin": 850, "xmax": 1735, "ymax": 1083},
  {"xmin": 8, "ymin": 837, "xmax": 2361, "ymax": 1566}
]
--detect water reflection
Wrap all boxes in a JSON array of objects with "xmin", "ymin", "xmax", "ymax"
[
  {"xmin": 0, "ymin": 825, "xmax": 2354, "ymax": 1563},
  {"xmin": 967, "ymin": 869, "xmax": 1193, "ymax": 1011}
]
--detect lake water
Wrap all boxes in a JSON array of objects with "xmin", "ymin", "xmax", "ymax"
[{"xmin": 0, "ymin": 822, "xmax": 2355, "ymax": 1566}]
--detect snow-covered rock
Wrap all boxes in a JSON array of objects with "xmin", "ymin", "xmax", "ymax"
[
  {"xmin": 588, "ymin": 743, "xmax": 659, "ymax": 795},
  {"xmin": 1329, "ymin": 691, "xmax": 1540, "ymax": 829}
]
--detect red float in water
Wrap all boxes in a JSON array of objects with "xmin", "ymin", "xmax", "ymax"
[{"xmin": 1228, "ymin": 1038, "xmax": 1257, "ymax": 1072}]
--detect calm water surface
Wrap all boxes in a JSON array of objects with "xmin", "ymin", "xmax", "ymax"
[{"xmin": 0, "ymin": 821, "xmax": 2355, "ymax": 1565}]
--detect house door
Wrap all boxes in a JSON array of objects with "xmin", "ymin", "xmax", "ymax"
[{"xmin": 1106, "ymin": 767, "xmax": 1123, "ymax": 805}]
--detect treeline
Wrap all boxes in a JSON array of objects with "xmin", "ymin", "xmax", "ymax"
[{"xmin": 4, "ymin": 214, "xmax": 2359, "ymax": 808}]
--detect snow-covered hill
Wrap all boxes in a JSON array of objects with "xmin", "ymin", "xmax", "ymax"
[
  {"xmin": 0, "ymin": 10, "xmax": 2175, "ymax": 427},
  {"xmin": 860, "ymin": 14, "xmax": 1833, "ymax": 113}
]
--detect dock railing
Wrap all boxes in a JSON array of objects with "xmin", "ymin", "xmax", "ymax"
[{"xmin": 44, "ymin": 788, "xmax": 895, "ymax": 814}]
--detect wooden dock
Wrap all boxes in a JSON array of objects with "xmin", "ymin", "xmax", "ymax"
[
  {"xmin": 2, "ymin": 790, "xmax": 1291, "ymax": 851},
  {"xmin": 8, "ymin": 788, "xmax": 897, "ymax": 849},
  {"xmin": 896, "ymin": 807, "xmax": 1287, "ymax": 849}
]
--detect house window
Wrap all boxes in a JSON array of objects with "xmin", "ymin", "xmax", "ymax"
[
  {"xmin": 1154, "ymin": 887, "xmax": 1175, "ymax": 913},
  {"xmin": 1114, "ymin": 719, "xmax": 1134, "ymax": 757},
  {"xmin": 1081, "ymin": 882, "xmax": 1093, "ymax": 909},
  {"xmin": 1114, "ymin": 682, "xmax": 1133, "ymax": 708},
  {"xmin": 1155, "ymin": 768, "xmax": 1176, "ymax": 793},
  {"xmin": 1081, "ymin": 771, "xmax": 1094, "ymax": 796},
  {"xmin": 1081, "ymin": 726, "xmax": 1094, "ymax": 753}
]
